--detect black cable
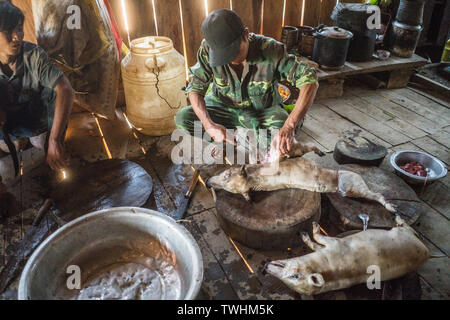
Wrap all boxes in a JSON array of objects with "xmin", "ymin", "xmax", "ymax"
[{"xmin": 154, "ymin": 67, "xmax": 181, "ymax": 110}]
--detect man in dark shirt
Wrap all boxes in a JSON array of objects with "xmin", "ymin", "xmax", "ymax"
[{"xmin": 0, "ymin": 2, "xmax": 74, "ymax": 174}]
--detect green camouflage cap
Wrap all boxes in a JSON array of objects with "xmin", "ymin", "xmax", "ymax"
[{"xmin": 201, "ymin": 9, "xmax": 244, "ymax": 67}]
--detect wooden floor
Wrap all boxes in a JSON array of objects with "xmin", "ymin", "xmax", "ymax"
[{"xmin": 0, "ymin": 82, "xmax": 448, "ymax": 300}]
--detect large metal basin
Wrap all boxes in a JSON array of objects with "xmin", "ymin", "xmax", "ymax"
[{"xmin": 18, "ymin": 207, "xmax": 203, "ymax": 300}]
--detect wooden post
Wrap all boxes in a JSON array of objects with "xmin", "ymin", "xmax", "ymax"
[{"xmin": 387, "ymin": 68, "xmax": 413, "ymax": 89}]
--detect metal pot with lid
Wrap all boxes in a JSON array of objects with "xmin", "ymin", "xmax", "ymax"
[{"xmin": 312, "ymin": 25, "xmax": 353, "ymax": 70}]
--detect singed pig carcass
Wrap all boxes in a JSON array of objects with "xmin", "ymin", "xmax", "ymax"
[
  {"xmin": 206, "ymin": 154, "xmax": 397, "ymax": 213},
  {"xmin": 264, "ymin": 217, "xmax": 429, "ymax": 296},
  {"xmin": 32, "ymin": 0, "xmax": 120, "ymax": 119}
]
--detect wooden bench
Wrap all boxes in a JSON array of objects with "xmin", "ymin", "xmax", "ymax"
[{"xmin": 314, "ymin": 54, "xmax": 428, "ymax": 99}]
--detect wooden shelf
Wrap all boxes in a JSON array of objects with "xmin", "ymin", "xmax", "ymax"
[{"xmin": 317, "ymin": 54, "xmax": 428, "ymax": 80}]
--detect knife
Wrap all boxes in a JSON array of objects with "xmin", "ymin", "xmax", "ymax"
[{"xmin": 173, "ymin": 169, "xmax": 200, "ymax": 221}]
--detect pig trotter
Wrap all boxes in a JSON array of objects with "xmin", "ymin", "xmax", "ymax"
[
  {"xmin": 312, "ymin": 222, "xmax": 336, "ymax": 247},
  {"xmin": 313, "ymin": 147, "xmax": 325, "ymax": 157},
  {"xmin": 301, "ymin": 231, "xmax": 323, "ymax": 251},
  {"xmin": 338, "ymin": 170, "xmax": 398, "ymax": 213}
]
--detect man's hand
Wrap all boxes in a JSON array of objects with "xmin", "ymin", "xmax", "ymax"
[
  {"xmin": 205, "ymin": 122, "xmax": 236, "ymax": 146},
  {"xmin": 271, "ymin": 124, "xmax": 295, "ymax": 155},
  {"xmin": 0, "ymin": 109, "xmax": 6, "ymax": 129},
  {"xmin": 46, "ymin": 138, "xmax": 67, "ymax": 171}
]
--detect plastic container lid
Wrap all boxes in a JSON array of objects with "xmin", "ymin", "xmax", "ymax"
[{"xmin": 131, "ymin": 36, "xmax": 173, "ymax": 55}]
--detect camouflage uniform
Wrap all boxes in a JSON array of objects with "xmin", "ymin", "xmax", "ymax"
[{"xmin": 175, "ymin": 33, "xmax": 318, "ymax": 138}]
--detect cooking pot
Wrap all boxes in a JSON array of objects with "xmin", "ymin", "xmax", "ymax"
[{"xmin": 312, "ymin": 25, "xmax": 353, "ymax": 70}]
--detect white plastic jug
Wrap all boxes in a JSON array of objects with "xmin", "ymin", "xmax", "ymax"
[{"xmin": 121, "ymin": 36, "xmax": 187, "ymax": 136}]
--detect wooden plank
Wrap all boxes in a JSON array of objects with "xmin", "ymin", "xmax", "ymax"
[
  {"xmin": 319, "ymin": 0, "xmax": 337, "ymax": 26},
  {"xmin": 350, "ymin": 88, "xmax": 440, "ymax": 135},
  {"xmin": 233, "ymin": 0, "xmax": 263, "ymax": 34},
  {"xmin": 400, "ymin": 88, "xmax": 450, "ymax": 113},
  {"xmin": 262, "ymin": 0, "xmax": 284, "ymax": 40},
  {"xmin": 307, "ymin": 103, "xmax": 392, "ymax": 148},
  {"xmin": 65, "ymin": 113, "xmax": 110, "ymax": 163},
  {"xmin": 318, "ymin": 55, "xmax": 428, "ymax": 80},
  {"xmin": 12, "ymin": 0, "xmax": 36, "ymax": 43},
  {"xmin": 413, "ymin": 202, "xmax": 450, "ymax": 256},
  {"xmin": 429, "ymin": 129, "xmax": 450, "ymax": 149},
  {"xmin": 155, "ymin": 0, "xmax": 184, "ymax": 54},
  {"xmin": 320, "ymin": 98, "xmax": 411, "ymax": 145},
  {"xmin": 377, "ymin": 90, "xmax": 450, "ymax": 128},
  {"xmin": 412, "ymin": 136, "xmax": 450, "ymax": 166},
  {"xmin": 109, "ymin": 0, "xmax": 129, "ymax": 46},
  {"xmin": 297, "ymin": 129, "xmax": 328, "ymax": 152},
  {"xmin": 420, "ymin": 276, "xmax": 448, "ymax": 300},
  {"xmin": 407, "ymin": 87, "xmax": 450, "ymax": 109},
  {"xmin": 386, "ymin": 68, "xmax": 412, "ymax": 89},
  {"xmin": 342, "ymin": 92, "xmax": 428, "ymax": 140},
  {"xmin": 208, "ymin": 0, "xmax": 230, "ymax": 12},
  {"xmin": 417, "ymin": 257, "xmax": 450, "ymax": 299},
  {"xmin": 110, "ymin": 0, "xmax": 156, "ymax": 41},
  {"xmin": 192, "ymin": 209, "xmax": 267, "ymax": 299},
  {"xmin": 303, "ymin": 0, "xmax": 320, "ymax": 27},
  {"xmin": 301, "ymin": 114, "xmax": 340, "ymax": 152},
  {"xmin": 182, "ymin": 0, "xmax": 206, "ymax": 68},
  {"xmin": 419, "ymin": 181, "xmax": 450, "ymax": 220},
  {"xmin": 411, "ymin": 73, "xmax": 450, "ymax": 99},
  {"xmin": 284, "ymin": 0, "xmax": 303, "ymax": 27},
  {"xmin": 183, "ymin": 218, "xmax": 240, "ymax": 300}
]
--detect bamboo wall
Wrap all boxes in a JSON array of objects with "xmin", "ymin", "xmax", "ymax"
[
  {"xmin": 11, "ymin": 0, "xmax": 364, "ymax": 68},
  {"xmin": 109, "ymin": 0, "xmax": 363, "ymax": 68}
]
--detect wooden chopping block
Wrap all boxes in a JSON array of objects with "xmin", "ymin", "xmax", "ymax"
[
  {"xmin": 215, "ymin": 188, "xmax": 321, "ymax": 250},
  {"xmin": 326, "ymin": 164, "xmax": 425, "ymax": 231}
]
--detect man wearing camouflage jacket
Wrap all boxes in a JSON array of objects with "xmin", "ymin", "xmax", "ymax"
[{"xmin": 175, "ymin": 9, "xmax": 319, "ymax": 155}]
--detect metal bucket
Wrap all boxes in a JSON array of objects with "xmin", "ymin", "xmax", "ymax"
[{"xmin": 18, "ymin": 207, "xmax": 203, "ymax": 300}]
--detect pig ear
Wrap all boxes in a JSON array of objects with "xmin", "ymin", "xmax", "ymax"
[
  {"xmin": 308, "ymin": 273, "xmax": 325, "ymax": 287},
  {"xmin": 239, "ymin": 165, "xmax": 247, "ymax": 177}
]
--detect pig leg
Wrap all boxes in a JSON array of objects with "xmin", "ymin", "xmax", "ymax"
[
  {"xmin": 395, "ymin": 215, "xmax": 419, "ymax": 238},
  {"xmin": 287, "ymin": 142, "xmax": 325, "ymax": 158},
  {"xmin": 311, "ymin": 222, "xmax": 337, "ymax": 247},
  {"xmin": 338, "ymin": 170, "xmax": 397, "ymax": 213},
  {"xmin": 301, "ymin": 232, "xmax": 324, "ymax": 251}
]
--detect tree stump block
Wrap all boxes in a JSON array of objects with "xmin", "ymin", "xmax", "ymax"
[
  {"xmin": 51, "ymin": 159, "xmax": 153, "ymax": 221},
  {"xmin": 326, "ymin": 164, "xmax": 425, "ymax": 231},
  {"xmin": 215, "ymin": 189, "xmax": 321, "ymax": 250}
]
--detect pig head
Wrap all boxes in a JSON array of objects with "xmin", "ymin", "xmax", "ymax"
[{"xmin": 265, "ymin": 217, "xmax": 429, "ymax": 296}]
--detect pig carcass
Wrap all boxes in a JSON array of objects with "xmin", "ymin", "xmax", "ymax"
[
  {"xmin": 207, "ymin": 155, "xmax": 397, "ymax": 213},
  {"xmin": 32, "ymin": 0, "xmax": 120, "ymax": 119},
  {"xmin": 264, "ymin": 217, "xmax": 429, "ymax": 296}
]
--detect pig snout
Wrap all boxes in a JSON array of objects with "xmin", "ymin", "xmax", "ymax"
[
  {"xmin": 264, "ymin": 261, "xmax": 287, "ymax": 277},
  {"xmin": 262, "ymin": 261, "xmax": 286, "ymax": 276}
]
